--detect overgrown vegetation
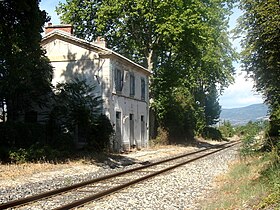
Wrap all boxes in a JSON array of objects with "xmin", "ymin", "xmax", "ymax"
[
  {"xmin": 201, "ymin": 126, "xmax": 223, "ymax": 141},
  {"xmin": 218, "ymin": 121, "xmax": 235, "ymax": 138},
  {"xmin": 204, "ymin": 121, "xmax": 280, "ymax": 209},
  {"xmin": 237, "ymin": 121, "xmax": 268, "ymax": 156},
  {"xmin": 0, "ymin": 79, "xmax": 114, "ymax": 163},
  {"xmin": 229, "ymin": 3, "xmax": 280, "ymax": 207},
  {"xmin": 0, "ymin": 1, "xmax": 115, "ymax": 163},
  {"xmin": 149, "ymin": 127, "xmax": 169, "ymax": 146},
  {"xmin": 50, "ymin": 79, "xmax": 113, "ymax": 151},
  {"xmin": 237, "ymin": 0, "xmax": 280, "ymax": 150}
]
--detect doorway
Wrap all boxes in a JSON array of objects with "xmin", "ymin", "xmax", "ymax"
[
  {"xmin": 141, "ymin": 115, "xmax": 145, "ymax": 147},
  {"xmin": 129, "ymin": 113, "xmax": 134, "ymax": 147},
  {"xmin": 114, "ymin": 111, "xmax": 122, "ymax": 151}
]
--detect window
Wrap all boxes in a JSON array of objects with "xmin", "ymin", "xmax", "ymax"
[
  {"xmin": 114, "ymin": 68, "xmax": 123, "ymax": 92},
  {"xmin": 116, "ymin": 111, "xmax": 121, "ymax": 120},
  {"xmin": 141, "ymin": 78, "xmax": 145, "ymax": 100},
  {"xmin": 130, "ymin": 74, "xmax": 135, "ymax": 97}
]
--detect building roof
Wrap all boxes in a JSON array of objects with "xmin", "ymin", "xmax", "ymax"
[{"xmin": 41, "ymin": 30, "xmax": 151, "ymax": 75}]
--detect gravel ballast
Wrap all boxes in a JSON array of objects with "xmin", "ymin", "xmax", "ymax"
[
  {"xmin": 0, "ymin": 140, "xmax": 239, "ymax": 209},
  {"xmin": 82, "ymin": 144, "xmax": 239, "ymax": 210}
]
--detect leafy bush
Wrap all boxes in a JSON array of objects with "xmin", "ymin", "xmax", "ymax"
[
  {"xmin": 218, "ymin": 121, "xmax": 235, "ymax": 138},
  {"xmin": 265, "ymin": 107, "xmax": 280, "ymax": 151},
  {"xmin": 237, "ymin": 121, "xmax": 268, "ymax": 156},
  {"xmin": 201, "ymin": 126, "xmax": 223, "ymax": 141},
  {"xmin": 257, "ymin": 149, "xmax": 280, "ymax": 209},
  {"xmin": 150, "ymin": 127, "xmax": 169, "ymax": 146},
  {"xmin": 9, "ymin": 148, "xmax": 29, "ymax": 163},
  {"xmin": 50, "ymin": 78, "xmax": 114, "ymax": 151},
  {"xmin": 28, "ymin": 143, "xmax": 62, "ymax": 161},
  {"xmin": 240, "ymin": 133, "xmax": 259, "ymax": 157},
  {"xmin": 87, "ymin": 114, "xmax": 114, "ymax": 151},
  {"xmin": 51, "ymin": 78, "xmax": 102, "ymax": 135},
  {"xmin": 8, "ymin": 144, "xmax": 62, "ymax": 163}
]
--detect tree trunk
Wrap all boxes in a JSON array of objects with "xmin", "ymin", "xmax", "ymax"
[{"xmin": 147, "ymin": 50, "xmax": 154, "ymax": 72}]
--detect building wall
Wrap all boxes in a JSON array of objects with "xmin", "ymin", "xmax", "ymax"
[
  {"xmin": 43, "ymin": 38, "xmax": 104, "ymax": 96},
  {"xmin": 106, "ymin": 58, "xmax": 149, "ymax": 151}
]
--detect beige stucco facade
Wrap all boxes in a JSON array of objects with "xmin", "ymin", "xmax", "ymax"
[{"xmin": 41, "ymin": 27, "xmax": 150, "ymax": 151}]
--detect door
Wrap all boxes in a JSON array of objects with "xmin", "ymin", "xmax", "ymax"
[
  {"xmin": 141, "ymin": 115, "xmax": 145, "ymax": 147},
  {"xmin": 114, "ymin": 111, "xmax": 122, "ymax": 151},
  {"xmin": 129, "ymin": 114, "xmax": 134, "ymax": 147}
]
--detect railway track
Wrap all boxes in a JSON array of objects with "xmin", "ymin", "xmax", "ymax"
[{"xmin": 0, "ymin": 141, "xmax": 240, "ymax": 210}]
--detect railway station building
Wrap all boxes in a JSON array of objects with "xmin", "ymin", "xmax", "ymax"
[{"xmin": 41, "ymin": 23, "xmax": 151, "ymax": 151}]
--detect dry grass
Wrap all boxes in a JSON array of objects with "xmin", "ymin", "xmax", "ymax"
[
  {"xmin": 0, "ymin": 159, "xmax": 102, "ymax": 188},
  {"xmin": 202, "ymin": 155, "xmax": 272, "ymax": 209},
  {"xmin": 0, "ymin": 161, "xmax": 79, "ymax": 180}
]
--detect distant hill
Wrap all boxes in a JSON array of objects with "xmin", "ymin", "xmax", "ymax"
[{"xmin": 220, "ymin": 103, "xmax": 269, "ymax": 126}]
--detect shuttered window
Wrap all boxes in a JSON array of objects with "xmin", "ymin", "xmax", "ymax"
[
  {"xmin": 141, "ymin": 78, "xmax": 145, "ymax": 100},
  {"xmin": 130, "ymin": 74, "xmax": 135, "ymax": 97},
  {"xmin": 114, "ymin": 68, "xmax": 123, "ymax": 93}
]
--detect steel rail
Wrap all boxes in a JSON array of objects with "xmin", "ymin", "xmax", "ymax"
[
  {"xmin": 54, "ymin": 141, "xmax": 240, "ymax": 210},
  {"xmin": 0, "ymin": 141, "xmax": 239, "ymax": 209}
]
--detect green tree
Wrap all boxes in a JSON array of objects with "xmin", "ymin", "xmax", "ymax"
[
  {"xmin": 51, "ymin": 78, "xmax": 102, "ymax": 134},
  {"xmin": 219, "ymin": 120, "xmax": 235, "ymax": 138},
  {"xmin": 57, "ymin": 0, "xmax": 236, "ymax": 141},
  {"xmin": 237, "ymin": 0, "xmax": 280, "ymax": 141},
  {"xmin": 205, "ymin": 86, "xmax": 222, "ymax": 126},
  {"xmin": 0, "ymin": 0, "xmax": 53, "ymax": 122},
  {"xmin": 50, "ymin": 78, "xmax": 113, "ymax": 150},
  {"xmin": 58, "ymin": 0, "xmax": 235, "ymax": 78}
]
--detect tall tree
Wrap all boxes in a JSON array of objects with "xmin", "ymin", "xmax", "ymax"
[
  {"xmin": 205, "ymin": 86, "xmax": 222, "ymax": 126},
  {"xmin": 237, "ymin": 0, "xmax": 280, "ymax": 138},
  {"xmin": 58, "ymin": 0, "xmax": 235, "ymax": 76},
  {"xmin": 0, "ymin": 0, "xmax": 53, "ymax": 122},
  {"xmin": 57, "ymin": 0, "xmax": 236, "ymax": 140}
]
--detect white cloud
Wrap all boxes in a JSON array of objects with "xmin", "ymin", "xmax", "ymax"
[
  {"xmin": 219, "ymin": 70, "xmax": 264, "ymax": 108},
  {"xmin": 219, "ymin": 7, "xmax": 264, "ymax": 109}
]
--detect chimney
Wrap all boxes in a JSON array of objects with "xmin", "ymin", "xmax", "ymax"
[
  {"xmin": 45, "ymin": 23, "xmax": 73, "ymax": 35},
  {"xmin": 94, "ymin": 36, "xmax": 106, "ymax": 48}
]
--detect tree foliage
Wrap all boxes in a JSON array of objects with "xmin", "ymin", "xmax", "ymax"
[
  {"xmin": 51, "ymin": 78, "xmax": 102, "ymax": 132},
  {"xmin": 50, "ymin": 78, "xmax": 113, "ymax": 150},
  {"xmin": 0, "ymin": 0, "xmax": 53, "ymax": 122},
  {"xmin": 57, "ymin": 0, "xmax": 236, "ymax": 141},
  {"xmin": 237, "ymin": 0, "xmax": 280, "ymax": 140},
  {"xmin": 205, "ymin": 86, "xmax": 222, "ymax": 126},
  {"xmin": 219, "ymin": 120, "xmax": 235, "ymax": 137}
]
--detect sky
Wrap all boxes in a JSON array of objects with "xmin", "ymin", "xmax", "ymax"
[
  {"xmin": 218, "ymin": 7, "xmax": 264, "ymax": 108},
  {"xmin": 39, "ymin": 1, "xmax": 264, "ymax": 109}
]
